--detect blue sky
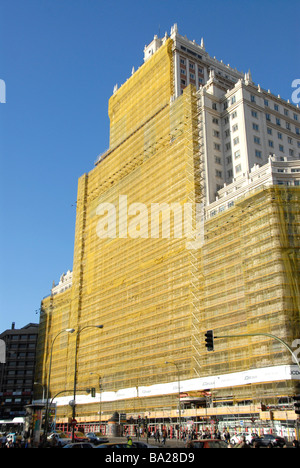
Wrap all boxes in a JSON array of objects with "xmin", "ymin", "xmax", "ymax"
[{"xmin": 0, "ymin": 0, "xmax": 299, "ymax": 331}]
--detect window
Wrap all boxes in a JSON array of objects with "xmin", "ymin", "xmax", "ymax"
[
  {"xmin": 231, "ymin": 95, "xmax": 236, "ymax": 104},
  {"xmin": 234, "ymin": 150, "xmax": 241, "ymax": 159},
  {"xmin": 268, "ymin": 140, "xmax": 274, "ymax": 147},
  {"xmin": 233, "ymin": 137, "xmax": 239, "ymax": 145},
  {"xmin": 212, "ymin": 102, "xmax": 217, "ymax": 110},
  {"xmin": 266, "ymin": 113, "xmax": 271, "ymax": 121},
  {"xmin": 274, "ymin": 104, "xmax": 279, "ymax": 111},
  {"xmin": 279, "ymin": 144, "xmax": 284, "ymax": 152},
  {"xmin": 231, "ymin": 111, "xmax": 237, "ymax": 119},
  {"xmin": 255, "ymin": 150, "xmax": 262, "ymax": 158},
  {"xmin": 254, "ymin": 136, "xmax": 260, "ymax": 144},
  {"xmin": 251, "ymin": 110, "xmax": 258, "ymax": 118},
  {"xmin": 215, "ymin": 169, "xmax": 222, "ymax": 178},
  {"xmin": 232, "ymin": 124, "xmax": 238, "ymax": 132},
  {"xmin": 235, "ymin": 164, "xmax": 242, "ymax": 173},
  {"xmin": 276, "ymin": 118, "xmax": 281, "ymax": 126},
  {"xmin": 212, "ymin": 118, "xmax": 219, "ymax": 125},
  {"xmin": 214, "ymin": 143, "xmax": 221, "ymax": 151},
  {"xmin": 251, "ymin": 94, "xmax": 256, "ymax": 102},
  {"xmin": 278, "ymin": 132, "xmax": 282, "ymax": 139},
  {"xmin": 267, "ymin": 127, "xmax": 272, "ymax": 135},
  {"xmin": 252, "ymin": 123, "xmax": 259, "ymax": 131},
  {"xmin": 264, "ymin": 99, "xmax": 269, "ymax": 106}
]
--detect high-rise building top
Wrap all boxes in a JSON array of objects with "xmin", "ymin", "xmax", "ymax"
[{"xmin": 101, "ymin": 24, "xmax": 300, "ymax": 205}]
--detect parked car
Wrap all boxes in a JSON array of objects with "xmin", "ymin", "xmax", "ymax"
[
  {"xmin": 47, "ymin": 432, "xmax": 71, "ymax": 446},
  {"xmin": 86, "ymin": 432, "xmax": 109, "ymax": 445},
  {"xmin": 192, "ymin": 439, "xmax": 228, "ymax": 448},
  {"xmin": 132, "ymin": 441, "xmax": 157, "ymax": 448},
  {"xmin": 63, "ymin": 442, "xmax": 95, "ymax": 448},
  {"xmin": 65, "ymin": 431, "xmax": 89, "ymax": 442},
  {"xmin": 251, "ymin": 434, "xmax": 285, "ymax": 447},
  {"xmin": 96, "ymin": 442, "xmax": 136, "ymax": 448}
]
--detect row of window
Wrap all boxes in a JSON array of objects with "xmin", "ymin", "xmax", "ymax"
[
  {"xmin": 263, "ymin": 97, "xmax": 298, "ymax": 121},
  {"xmin": 211, "ymin": 101, "xmax": 299, "ymax": 136},
  {"xmin": 180, "ymin": 56, "xmax": 204, "ymax": 74},
  {"xmin": 8, "ymin": 334, "xmax": 37, "ymax": 341},
  {"xmin": 212, "ymin": 113, "xmax": 300, "ymax": 151},
  {"xmin": 265, "ymin": 112, "xmax": 299, "ymax": 133}
]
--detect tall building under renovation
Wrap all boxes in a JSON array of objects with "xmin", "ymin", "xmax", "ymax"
[{"xmin": 35, "ymin": 25, "xmax": 300, "ymax": 435}]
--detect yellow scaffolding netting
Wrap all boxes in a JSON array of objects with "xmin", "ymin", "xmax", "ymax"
[{"xmin": 35, "ymin": 38, "xmax": 300, "ymax": 423}]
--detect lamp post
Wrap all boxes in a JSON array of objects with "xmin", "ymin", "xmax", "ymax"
[
  {"xmin": 72, "ymin": 325, "xmax": 103, "ymax": 442},
  {"xmin": 44, "ymin": 328, "xmax": 75, "ymax": 441},
  {"xmin": 90, "ymin": 372, "xmax": 103, "ymax": 433},
  {"xmin": 165, "ymin": 361, "xmax": 181, "ymax": 440},
  {"xmin": 34, "ymin": 382, "xmax": 46, "ymax": 402}
]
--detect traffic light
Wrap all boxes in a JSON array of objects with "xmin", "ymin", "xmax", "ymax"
[
  {"xmin": 205, "ymin": 330, "xmax": 214, "ymax": 351},
  {"xmin": 293, "ymin": 395, "xmax": 300, "ymax": 415},
  {"xmin": 91, "ymin": 387, "xmax": 96, "ymax": 398}
]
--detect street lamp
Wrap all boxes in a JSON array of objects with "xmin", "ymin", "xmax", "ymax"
[
  {"xmin": 44, "ymin": 328, "xmax": 75, "ymax": 440},
  {"xmin": 33, "ymin": 382, "xmax": 46, "ymax": 402},
  {"xmin": 72, "ymin": 325, "xmax": 103, "ymax": 442},
  {"xmin": 90, "ymin": 372, "xmax": 103, "ymax": 433},
  {"xmin": 165, "ymin": 361, "xmax": 181, "ymax": 440}
]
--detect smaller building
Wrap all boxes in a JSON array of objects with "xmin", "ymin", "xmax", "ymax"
[
  {"xmin": 51, "ymin": 270, "xmax": 73, "ymax": 295},
  {"xmin": 0, "ymin": 323, "xmax": 39, "ymax": 424}
]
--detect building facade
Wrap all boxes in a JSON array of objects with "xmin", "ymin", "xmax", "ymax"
[
  {"xmin": 0, "ymin": 323, "xmax": 39, "ymax": 425},
  {"xmin": 35, "ymin": 25, "xmax": 300, "ymax": 437}
]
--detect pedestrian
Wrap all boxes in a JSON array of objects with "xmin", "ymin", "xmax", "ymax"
[
  {"xmin": 0, "ymin": 434, "xmax": 7, "ymax": 448},
  {"xmin": 224, "ymin": 430, "xmax": 230, "ymax": 444},
  {"xmin": 162, "ymin": 429, "xmax": 167, "ymax": 445},
  {"xmin": 127, "ymin": 436, "xmax": 133, "ymax": 448},
  {"xmin": 292, "ymin": 439, "xmax": 299, "ymax": 448}
]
